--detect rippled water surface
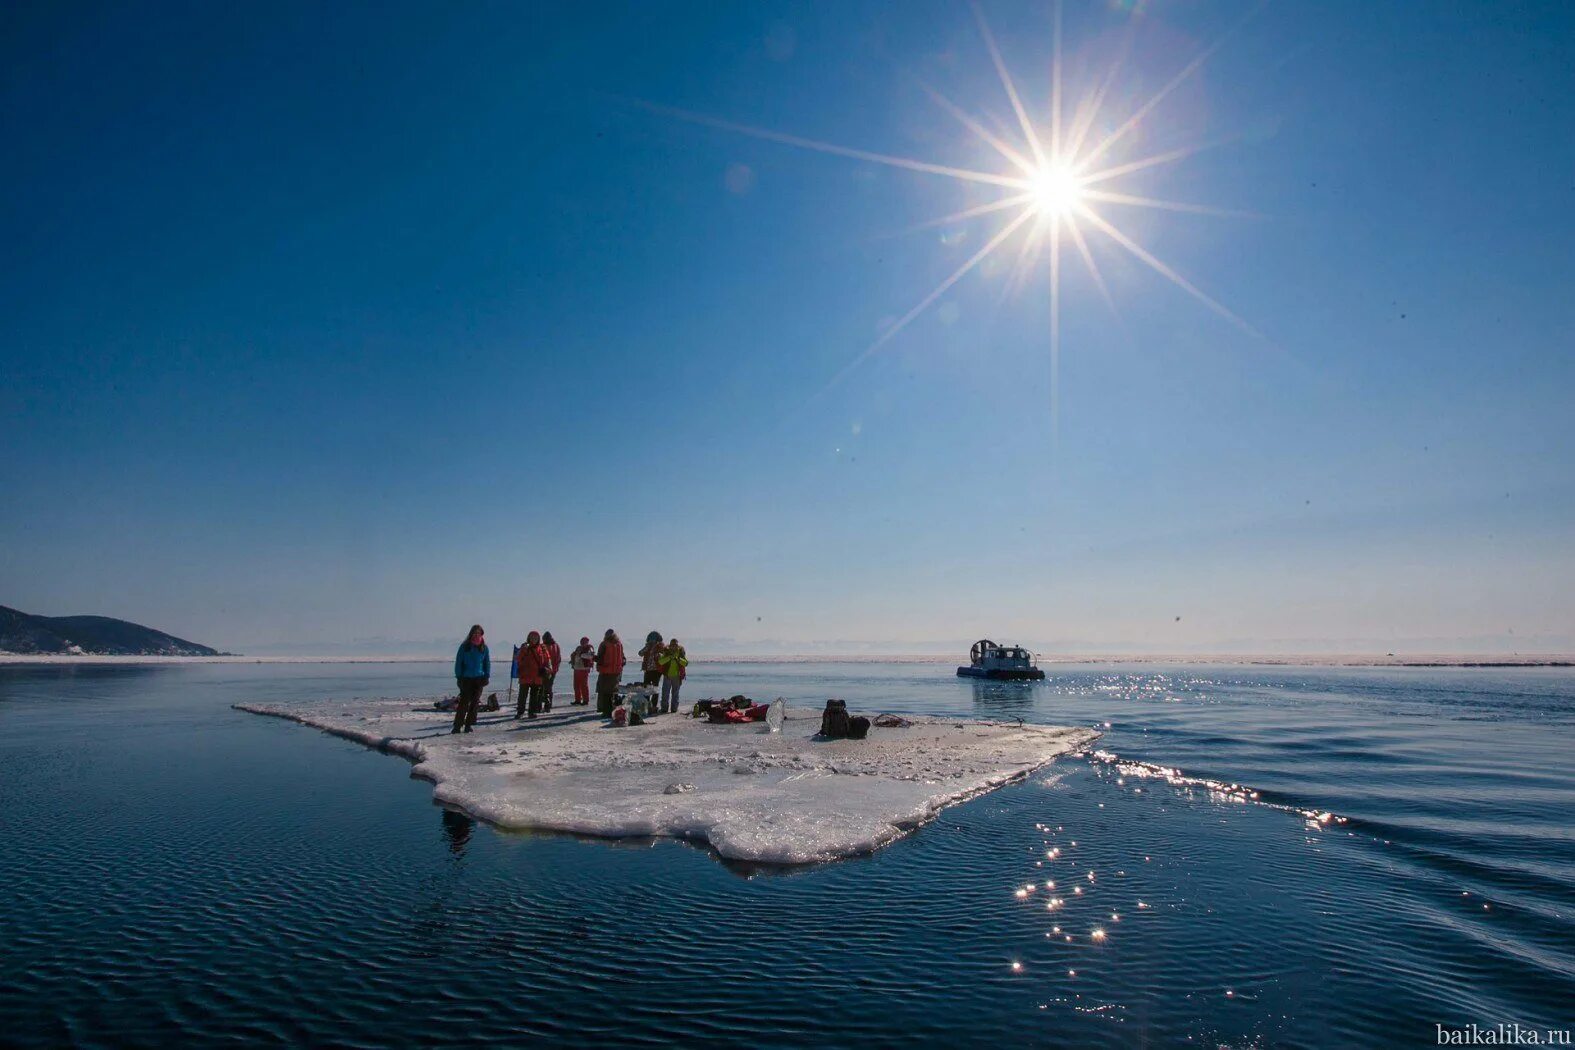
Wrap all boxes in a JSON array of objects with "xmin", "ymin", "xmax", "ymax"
[{"xmin": 1, "ymin": 660, "xmax": 1571, "ymax": 1047}]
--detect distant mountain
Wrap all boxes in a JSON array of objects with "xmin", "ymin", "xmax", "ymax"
[{"xmin": 0, "ymin": 605, "xmax": 221, "ymax": 656}]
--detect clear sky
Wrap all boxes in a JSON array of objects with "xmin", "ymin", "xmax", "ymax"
[{"xmin": 3, "ymin": 1, "xmax": 1572, "ymax": 655}]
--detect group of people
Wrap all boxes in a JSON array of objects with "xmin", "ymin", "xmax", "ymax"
[
  {"xmin": 450, "ymin": 625, "xmax": 689, "ymax": 733},
  {"xmin": 512, "ymin": 629, "xmax": 562, "ymax": 718}
]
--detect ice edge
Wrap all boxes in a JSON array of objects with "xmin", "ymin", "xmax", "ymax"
[{"xmin": 234, "ymin": 701, "xmax": 1098, "ymax": 865}]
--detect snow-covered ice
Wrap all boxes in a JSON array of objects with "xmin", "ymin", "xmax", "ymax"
[{"xmin": 235, "ymin": 696, "xmax": 1097, "ymax": 864}]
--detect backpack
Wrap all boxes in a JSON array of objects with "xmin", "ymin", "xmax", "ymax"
[
  {"xmin": 846, "ymin": 715, "xmax": 870, "ymax": 740},
  {"xmin": 820, "ymin": 699, "xmax": 850, "ymax": 739}
]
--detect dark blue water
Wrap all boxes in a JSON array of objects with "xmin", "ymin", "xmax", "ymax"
[{"xmin": 1, "ymin": 661, "xmax": 1570, "ymax": 1047}]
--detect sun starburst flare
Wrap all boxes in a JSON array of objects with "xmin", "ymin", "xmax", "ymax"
[{"xmin": 634, "ymin": 1, "xmax": 1262, "ymax": 409}]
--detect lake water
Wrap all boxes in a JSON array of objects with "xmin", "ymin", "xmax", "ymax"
[{"xmin": 0, "ymin": 660, "xmax": 1570, "ymax": 1047}]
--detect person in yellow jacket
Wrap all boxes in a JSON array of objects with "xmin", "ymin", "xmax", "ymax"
[{"xmin": 656, "ymin": 638, "xmax": 688, "ymax": 714}]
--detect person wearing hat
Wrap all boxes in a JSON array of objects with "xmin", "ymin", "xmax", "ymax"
[
  {"xmin": 515, "ymin": 630, "xmax": 550, "ymax": 718},
  {"xmin": 638, "ymin": 631, "xmax": 664, "ymax": 691},
  {"xmin": 594, "ymin": 628, "xmax": 625, "ymax": 717},
  {"xmin": 569, "ymin": 636, "xmax": 595, "ymax": 706}
]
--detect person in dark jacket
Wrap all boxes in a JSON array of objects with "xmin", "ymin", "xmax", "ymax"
[
  {"xmin": 639, "ymin": 631, "xmax": 664, "ymax": 691},
  {"xmin": 595, "ymin": 629, "xmax": 625, "ymax": 717},
  {"xmin": 452, "ymin": 624, "xmax": 491, "ymax": 734},
  {"xmin": 541, "ymin": 631, "xmax": 562, "ymax": 711},
  {"xmin": 516, "ymin": 630, "xmax": 550, "ymax": 718}
]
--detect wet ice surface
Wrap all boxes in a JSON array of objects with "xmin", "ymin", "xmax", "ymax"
[{"xmin": 234, "ymin": 697, "xmax": 1096, "ymax": 864}]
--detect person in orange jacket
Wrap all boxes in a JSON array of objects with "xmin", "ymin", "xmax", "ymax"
[
  {"xmin": 515, "ymin": 631, "xmax": 550, "ymax": 718},
  {"xmin": 594, "ymin": 629, "xmax": 625, "ymax": 717},
  {"xmin": 541, "ymin": 631, "xmax": 562, "ymax": 711}
]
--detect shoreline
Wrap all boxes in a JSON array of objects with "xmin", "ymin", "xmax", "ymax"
[{"xmin": 2, "ymin": 652, "xmax": 1571, "ymax": 668}]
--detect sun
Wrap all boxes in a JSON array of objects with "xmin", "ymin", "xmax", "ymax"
[
  {"xmin": 636, "ymin": 2, "xmax": 1261, "ymax": 405},
  {"xmin": 1031, "ymin": 163, "xmax": 1084, "ymax": 217}
]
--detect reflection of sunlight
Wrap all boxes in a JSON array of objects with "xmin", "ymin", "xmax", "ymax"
[{"xmin": 639, "ymin": 2, "xmax": 1266, "ymax": 409}]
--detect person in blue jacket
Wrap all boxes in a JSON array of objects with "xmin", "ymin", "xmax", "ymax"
[{"xmin": 452, "ymin": 624, "xmax": 491, "ymax": 734}]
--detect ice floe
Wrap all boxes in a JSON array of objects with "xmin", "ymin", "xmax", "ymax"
[{"xmin": 235, "ymin": 697, "xmax": 1096, "ymax": 864}]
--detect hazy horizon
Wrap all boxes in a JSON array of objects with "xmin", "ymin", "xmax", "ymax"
[
  {"xmin": 133, "ymin": 627, "xmax": 1575, "ymax": 659},
  {"xmin": 6, "ymin": 597, "xmax": 1575, "ymax": 658}
]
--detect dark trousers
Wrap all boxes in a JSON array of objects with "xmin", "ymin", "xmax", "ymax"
[
  {"xmin": 453, "ymin": 677, "xmax": 486, "ymax": 731},
  {"xmin": 517, "ymin": 683, "xmax": 547, "ymax": 717},
  {"xmin": 542, "ymin": 673, "xmax": 556, "ymax": 711},
  {"xmin": 595, "ymin": 672, "xmax": 619, "ymax": 716}
]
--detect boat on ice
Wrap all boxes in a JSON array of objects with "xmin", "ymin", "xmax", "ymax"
[{"xmin": 957, "ymin": 639, "xmax": 1046, "ymax": 681}]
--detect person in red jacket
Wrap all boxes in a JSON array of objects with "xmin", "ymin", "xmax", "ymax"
[
  {"xmin": 541, "ymin": 631, "xmax": 562, "ymax": 712},
  {"xmin": 569, "ymin": 636, "xmax": 595, "ymax": 705},
  {"xmin": 515, "ymin": 631, "xmax": 550, "ymax": 718},
  {"xmin": 594, "ymin": 629, "xmax": 625, "ymax": 717}
]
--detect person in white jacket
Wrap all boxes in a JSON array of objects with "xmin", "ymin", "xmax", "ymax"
[{"xmin": 569, "ymin": 636, "xmax": 595, "ymax": 706}]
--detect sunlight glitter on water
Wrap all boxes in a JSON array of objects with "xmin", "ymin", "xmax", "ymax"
[{"xmin": 1086, "ymin": 748, "xmax": 1353, "ymax": 828}]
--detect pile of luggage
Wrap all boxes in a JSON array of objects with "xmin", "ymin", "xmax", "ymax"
[
  {"xmin": 434, "ymin": 692, "xmax": 500, "ymax": 713},
  {"xmin": 693, "ymin": 695, "xmax": 771, "ymax": 724},
  {"xmin": 818, "ymin": 699, "xmax": 870, "ymax": 740},
  {"xmin": 611, "ymin": 685, "xmax": 659, "ymax": 727}
]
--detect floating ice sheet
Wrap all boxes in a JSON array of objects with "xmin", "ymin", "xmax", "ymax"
[{"xmin": 236, "ymin": 697, "xmax": 1096, "ymax": 864}]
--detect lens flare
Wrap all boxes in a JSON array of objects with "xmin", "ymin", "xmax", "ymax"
[{"xmin": 638, "ymin": 0, "xmax": 1263, "ymax": 411}]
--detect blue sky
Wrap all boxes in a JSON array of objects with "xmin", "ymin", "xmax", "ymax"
[{"xmin": 2, "ymin": 1, "xmax": 1572, "ymax": 654}]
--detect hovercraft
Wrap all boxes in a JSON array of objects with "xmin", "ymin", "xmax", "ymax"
[{"xmin": 956, "ymin": 639, "xmax": 1046, "ymax": 680}]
